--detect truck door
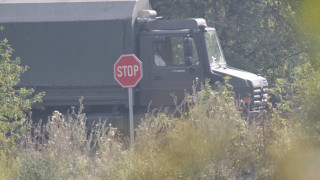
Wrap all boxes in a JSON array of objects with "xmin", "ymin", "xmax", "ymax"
[{"xmin": 149, "ymin": 34, "xmax": 203, "ymax": 106}]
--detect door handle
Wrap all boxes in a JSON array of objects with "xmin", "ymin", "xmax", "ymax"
[{"xmin": 152, "ymin": 76, "xmax": 163, "ymax": 80}]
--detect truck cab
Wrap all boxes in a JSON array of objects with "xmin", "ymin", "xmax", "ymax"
[{"xmin": 137, "ymin": 11, "xmax": 268, "ymax": 117}]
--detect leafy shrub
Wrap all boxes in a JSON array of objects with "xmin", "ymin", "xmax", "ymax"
[
  {"xmin": 0, "ymin": 28, "xmax": 44, "ymax": 155},
  {"xmin": 266, "ymin": 61, "xmax": 320, "ymax": 179}
]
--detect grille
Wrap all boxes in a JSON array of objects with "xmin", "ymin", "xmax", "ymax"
[{"xmin": 252, "ymin": 86, "xmax": 268, "ymax": 110}]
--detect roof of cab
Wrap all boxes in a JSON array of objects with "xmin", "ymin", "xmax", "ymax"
[{"xmin": 0, "ymin": 0, "xmax": 151, "ymax": 23}]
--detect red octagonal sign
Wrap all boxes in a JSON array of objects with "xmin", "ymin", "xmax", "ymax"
[{"xmin": 114, "ymin": 54, "xmax": 143, "ymax": 88}]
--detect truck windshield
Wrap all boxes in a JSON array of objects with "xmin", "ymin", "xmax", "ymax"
[{"xmin": 205, "ymin": 28, "xmax": 226, "ymax": 68}]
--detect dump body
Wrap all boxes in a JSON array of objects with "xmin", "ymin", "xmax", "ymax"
[{"xmin": 0, "ymin": 0, "xmax": 151, "ymax": 105}]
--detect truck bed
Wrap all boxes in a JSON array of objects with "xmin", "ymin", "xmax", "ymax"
[{"xmin": 0, "ymin": 0, "xmax": 151, "ymax": 106}]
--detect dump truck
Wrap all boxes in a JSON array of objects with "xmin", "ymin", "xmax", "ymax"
[{"xmin": 0, "ymin": 0, "xmax": 268, "ymax": 126}]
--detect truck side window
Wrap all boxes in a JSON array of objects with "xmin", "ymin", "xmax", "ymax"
[{"xmin": 154, "ymin": 36, "xmax": 199, "ymax": 67}]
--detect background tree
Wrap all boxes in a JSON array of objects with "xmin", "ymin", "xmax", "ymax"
[
  {"xmin": 294, "ymin": 0, "xmax": 320, "ymax": 131},
  {"xmin": 298, "ymin": 0, "xmax": 320, "ymax": 71}
]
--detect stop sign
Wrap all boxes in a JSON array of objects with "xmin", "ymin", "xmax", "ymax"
[{"xmin": 114, "ymin": 54, "xmax": 143, "ymax": 88}]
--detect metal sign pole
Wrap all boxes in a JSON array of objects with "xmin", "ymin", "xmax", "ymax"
[{"xmin": 128, "ymin": 87, "xmax": 134, "ymax": 147}]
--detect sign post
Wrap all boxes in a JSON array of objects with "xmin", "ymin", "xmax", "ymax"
[
  {"xmin": 114, "ymin": 54, "xmax": 143, "ymax": 147},
  {"xmin": 128, "ymin": 87, "xmax": 134, "ymax": 146}
]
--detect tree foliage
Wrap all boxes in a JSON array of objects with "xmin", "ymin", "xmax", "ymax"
[
  {"xmin": 294, "ymin": 0, "xmax": 320, "ymax": 133},
  {"xmin": 298, "ymin": 0, "xmax": 320, "ymax": 71},
  {"xmin": 0, "ymin": 27, "xmax": 44, "ymax": 154}
]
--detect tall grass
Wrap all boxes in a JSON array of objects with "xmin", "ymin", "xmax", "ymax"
[
  {"xmin": 13, "ymin": 101, "xmax": 122, "ymax": 180},
  {"xmin": 1, "ymin": 82, "xmax": 318, "ymax": 179}
]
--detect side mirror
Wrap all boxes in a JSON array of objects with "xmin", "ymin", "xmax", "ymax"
[
  {"xmin": 183, "ymin": 36, "xmax": 193, "ymax": 66},
  {"xmin": 183, "ymin": 36, "xmax": 193, "ymax": 56}
]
